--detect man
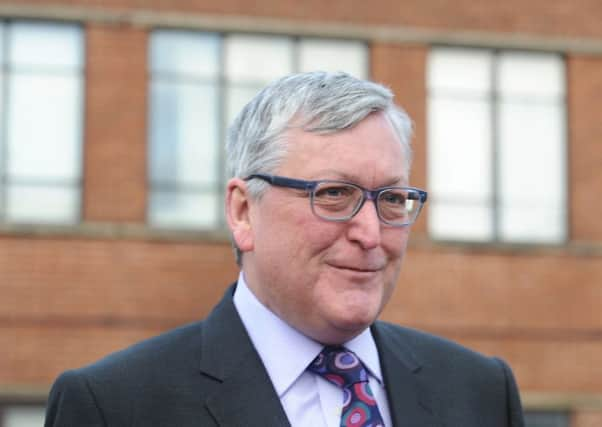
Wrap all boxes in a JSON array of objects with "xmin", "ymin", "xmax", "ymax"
[{"xmin": 45, "ymin": 72, "xmax": 524, "ymax": 426}]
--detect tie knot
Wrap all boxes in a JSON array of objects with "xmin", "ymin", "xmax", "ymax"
[{"xmin": 308, "ymin": 346, "xmax": 369, "ymax": 389}]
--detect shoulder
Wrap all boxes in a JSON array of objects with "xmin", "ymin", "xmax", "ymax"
[
  {"xmin": 84, "ymin": 320, "xmax": 205, "ymax": 379},
  {"xmin": 374, "ymin": 321, "xmax": 524, "ymax": 421},
  {"xmin": 372, "ymin": 321, "xmax": 517, "ymax": 386},
  {"xmin": 374, "ymin": 321, "xmax": 496, "ymax": 365},
  {"xmin": 46, "ymin": 320, "xmax": 209, "ymax": 426},
  {"xmin": 49, "ymin": 285, "xmax": 239, "ymax": 399},
  {"xmin": 53, "ymin": 320, "xmax": 207, "ymax": 393},
  {"xmin": 373, "ymin": 322, "xmax": 524, "ymax": 426}
]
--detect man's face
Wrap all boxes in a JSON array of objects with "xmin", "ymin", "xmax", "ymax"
[{"xmin": 235, "ymin": 112, "xmax": 411, "ymax": 345}]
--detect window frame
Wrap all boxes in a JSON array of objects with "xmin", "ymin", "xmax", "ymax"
[
  {"xmin": 146, "ymin": 30, "xmax": 369, "ymax": 230},
  {"xmin": 0, "ymin": 19, "xmax": 86, "ymax": 225},
  {"xmin": 426, "ymin": 44, "xmax": 569, "ymax": 245},
  {"xmin": 0, "ymin": 400, "xmax": 46, "ymax": 427}
]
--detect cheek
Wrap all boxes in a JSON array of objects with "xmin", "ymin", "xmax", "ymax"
[
  {"xmin": 255, "ymin": 214, "xmax": 328, "ymax": 269},
  {"xmin": 302, "ymin": 227, "xmax": 343, "ymax": 263},
  {"xmin": 381, "ymin": 230, "xmax": 410, "ymax": 282},
  {"xmin": 286, "ymin": 213, "xmax": 340, "ymax": 255},
  {"xmin": 385, "ymin": 228, "xmax": 410, "ymax": 256}
]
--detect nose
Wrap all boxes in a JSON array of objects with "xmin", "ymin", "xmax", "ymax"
[{"xmin": 346, "ymin": 199, "xmax": 381, "ymax": 249}]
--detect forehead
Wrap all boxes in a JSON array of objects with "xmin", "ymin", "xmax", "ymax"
[{"xmin": 279, "ymin": 113, "xmax": 409, "ymax": 185}]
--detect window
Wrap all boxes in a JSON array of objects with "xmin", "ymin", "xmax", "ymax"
[
  {"xmin": 427, "ymin": 47, "xmax": 566, "ymax": 244},
  {"xmin": 0, "ymin": 404, "xmax": 45, "ymax": 427},
  {"xmin": 525, "ymin": 410, "xmax": 569, "ymax": 427},
  {"xmin": 148, "ymin": 31, "xmax": 368, "ymax": 229},
  {"xmin": 0, "ymin": 21, "xmax": 84, "ymax": 224}
]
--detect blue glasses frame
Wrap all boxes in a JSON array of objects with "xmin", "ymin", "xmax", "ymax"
[{"xmin": 245, "ymin": 173, "xmax": 428, "ymax": 226}]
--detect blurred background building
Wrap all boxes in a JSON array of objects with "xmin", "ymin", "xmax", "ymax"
[{"xmin": 0, "ymin": 1, "xmax": 601, "ymax": 426}]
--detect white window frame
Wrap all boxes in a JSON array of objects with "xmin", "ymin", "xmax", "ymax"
[
  {"xmin": 0, "ymin": 20, "xmax": 85, "ymax": 225},
  {"xmin": 524, "ymin": 410, "xmax": 570, "ymax": 427},
  {"xmin": 147, "ymin": 31, "xmax": 369, "ymax": 230},
  {"xmin": 427, "ymin": 46, "xmax": 568, "ymax": 245}
]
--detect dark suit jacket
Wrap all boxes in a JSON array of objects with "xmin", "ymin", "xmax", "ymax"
[{"xmin": 45, "ymin": 285, "xmax": 525, "ymax": 427}]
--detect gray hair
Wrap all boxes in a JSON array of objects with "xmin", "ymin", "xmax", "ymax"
[{"xmin": 225, "ymin": 71, "xmax": 414, "ymax": 264}]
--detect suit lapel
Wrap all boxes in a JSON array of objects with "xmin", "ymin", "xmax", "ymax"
[
  {"xmin": 372, "ymin": 323, "xmax": 443, "ymax": 427},
  {"xmin": 199, "ymin": 284, "xmax": 290, "ymax": 427},
  {"xmin": 198, "ymin": 286, "xmax": 442, "ymax": 427}
]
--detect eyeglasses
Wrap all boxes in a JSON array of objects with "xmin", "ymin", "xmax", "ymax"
[{"xmin": 245, "ymin": 174, "xmax": 427, "ymax": 227}]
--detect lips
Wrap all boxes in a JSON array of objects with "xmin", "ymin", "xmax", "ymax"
[{"xmin": 328, "ymin": 263, "xmax": 385, "ymax": 273}]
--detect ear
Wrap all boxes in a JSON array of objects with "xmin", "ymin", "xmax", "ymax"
[{"xmin": 225, "ymin": 178, "xmax": 255, "ymax": 253}]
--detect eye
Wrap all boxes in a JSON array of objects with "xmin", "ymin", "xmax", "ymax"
[
  {"xmin": 315, "ymin": 185, "xmax": 354, "ymax": 199},
  {"xmin": 380, "ymin": 190, "xmax": 407, "ymax": 205},
  {"xmin": 312, "ymin": 183, "xmax": 360, "ymax": 213}
]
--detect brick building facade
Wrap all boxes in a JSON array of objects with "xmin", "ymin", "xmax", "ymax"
[{"xmin": 0, "ymin": 1, "xmax": 601, "ymax": 426}]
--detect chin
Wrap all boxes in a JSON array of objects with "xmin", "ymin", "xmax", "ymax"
[{"xmin": 332, "ymin": 309, "xmax": 379, "ymax": 335}]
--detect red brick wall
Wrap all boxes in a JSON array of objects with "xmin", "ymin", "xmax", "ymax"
[
  {"xmin": 384, "ymin": 245, "xmax": 602, "ymax": 393},
  {"xmin": 83, "ymin": 24, "xmax": 148, "ymax": 222},
  {"xmin": 10, "ymin": 0, "xmax": 602, "ymax": 38},
  {"xmin": 1, "ymin": 1, "xmax": 602, "ymax": 421},
  {"xmin": 573, "ymin": 411, "xmax": 602, "ymax": 427},
  {"xmin": 1, "ymin": 236, "xmax": 237, "ymax": 384},
  {"xmin": 371, "ymin": 43, "xmax": 428, "ymax": 236},
  {"xmin": 3, "ymin": 234, "xmax": 601, "ymax": 394},
  {"xmin": 568, "ymin": 54, "xmax": 602, "ymax": 241}
]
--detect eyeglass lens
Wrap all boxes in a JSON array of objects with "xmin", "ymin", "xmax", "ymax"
[{"xmin": 311, "ymin": 182, "xmax": 420, "ymax": 225}]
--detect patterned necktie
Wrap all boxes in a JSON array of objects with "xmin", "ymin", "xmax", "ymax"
[{"xmin": 308, "ymin": 346, "xmax": 385, "ymax": 427}]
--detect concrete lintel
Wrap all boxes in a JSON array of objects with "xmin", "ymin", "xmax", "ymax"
[
  {"xmin": 1, "ymin": 223, "xmax": 602, "ymax": 258},
  {"xmin": 523, "ymin": 391, "xmax": 602, "ymax": 411},
  {"xmin": 0, "ymin": 384, "xmax": 48, "ymax": 402},
  {"xmin": 0, "ymin": 221, "xmax": 231, "ymax": 244},
  {"xmin": 0, "ymin": 4, "xmax": 601, "ymax": 55}
]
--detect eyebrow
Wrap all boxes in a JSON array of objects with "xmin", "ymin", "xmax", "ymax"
[{"xmin": 309, "ymin": 169, "xmax": 408, "ymax": 187}]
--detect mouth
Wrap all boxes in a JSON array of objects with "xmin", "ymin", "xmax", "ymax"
[{"xmin": 328, "ymin": 263, "xmax": 384, "ymax": 274}]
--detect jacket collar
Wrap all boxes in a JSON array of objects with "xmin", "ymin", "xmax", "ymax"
[
  {"xmin": 199, "ymin": 284, "xmax": 291, "ymax": 426},
  {"xmin": 199, "ymin": 284, "xmax": 440, "ymax": 427},
  {"xmin": 372, "ymin": 322, "xmax": 443, "ymax": 427}
]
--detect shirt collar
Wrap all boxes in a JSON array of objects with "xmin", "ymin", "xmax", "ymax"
[
  {"xmin": 233, "ymin": 272, "xmax": 385, "ymax": 397},
  {"xmin": 344, "ymin": 325, "xmax": 384, "ymax": 385}
]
